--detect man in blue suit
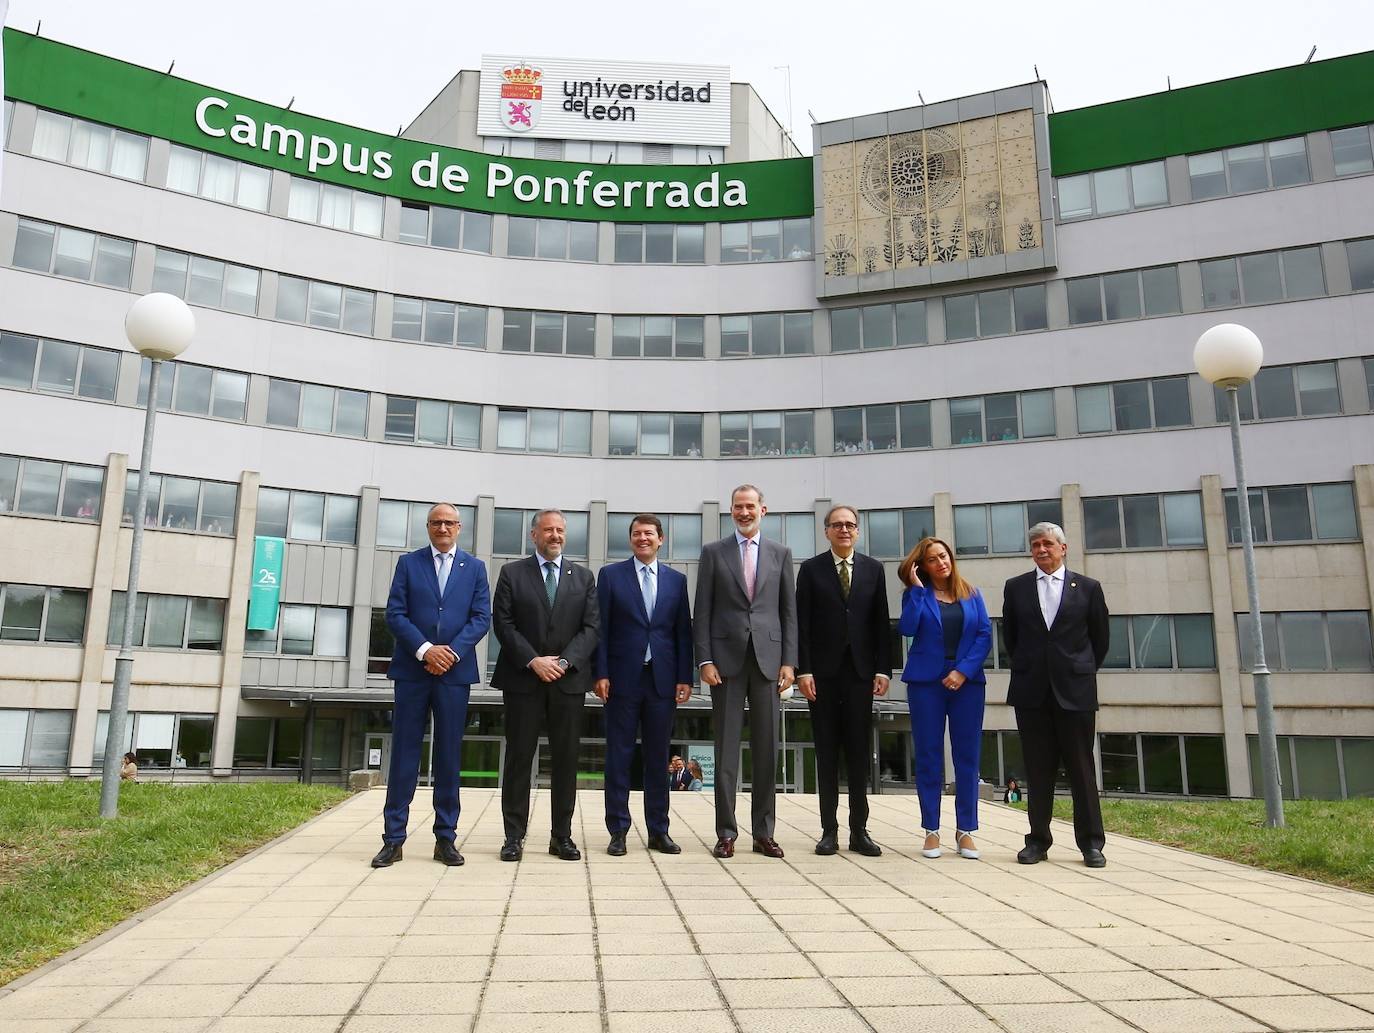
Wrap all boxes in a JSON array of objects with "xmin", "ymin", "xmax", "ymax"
[
  {"xmin": 594, "ymin": 514, "xmax": 693, "ymax": 856},
  {"xmin": 372, "ymin": 502, "xmax": 491, "ymax": 868}
]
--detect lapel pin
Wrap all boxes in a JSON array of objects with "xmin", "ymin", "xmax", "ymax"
[{"xmin": 1070, "ymin": 582, "xmax": 1077, "ymax": 588}]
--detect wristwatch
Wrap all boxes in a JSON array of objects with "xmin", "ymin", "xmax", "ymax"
[{"xmin": 556, "ymin": 657, "xmax": 570, "ymax": 671}]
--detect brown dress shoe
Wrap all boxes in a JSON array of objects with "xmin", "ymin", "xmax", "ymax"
[
  {"xmin": 752, "ymin": 837, "xmax": 785, "ymax": 858},
  {"xmin": 712, "ymin": 837, "xmax": 736, "ymax": 858}
]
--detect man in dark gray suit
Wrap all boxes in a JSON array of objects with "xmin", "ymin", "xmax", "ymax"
[
  {"xmin": 694, "ymin": 484, "xmax": 797, "ymax": 859},
  {"xmin": 491, "ymin": 509, "xmax": 599, "ymax": 862}
]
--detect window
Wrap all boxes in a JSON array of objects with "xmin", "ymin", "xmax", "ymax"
[
  {"xmin": 493, "ymin": 509, "xmax": 590, "ymax": 559},
  {"xmin": 245, "ymin": 604, "xmax": 349, "ymax": 657},
  {"xmin": 368, "ymin": 610, "xmax": 395, "ymax": 674},
  {"xmin": 719, "ymin": 411, "xmax": 814, "ymax": 457},
  {"xmin": 1201, "ymin": 248, "xmax": 1326, "ymax": 308},
  {"xmin": 266, "ymin": 379, "xmax": 368, "ymax": 438},
  {"xmin": 232, "ymin": 714, "xmax": 342, "ymax": 770},
  {"xmin": 31, "ymin": 110, "xmax": 149, "ymax": 181},
  {"xmin": 1346, "ymin": 238, "xmax": 1374, "ymax": 292},
  {"xmin": 0, "ymin": 333, "xmax": 120, "ymax": 401},
  {"xmin": 0, "ymin": 585, "xmax": 88, "ymax": 643},
  {"xmin": 1056, "ymin": 160, "xmax": 1168, "ymax": 219},
  {"xmin": 1096, "ymin": 733, "xmax": 1228, "ymax": 796},
  {"xmin": 1067, "ymin": 267, "xmax": 1181, "ymax": 324},
  {"xmin": 254, "ymin": 488, "xmax": 359, "ymax": 544},
  {"xmin": 716, "ymin": 512, "xmax": 817, "ymax": 556},
  {"xmin": 612, "ymin": 316, "xmax": 705, "ymax": 358},
  {"xmin": 834, "ymin": 402, "xmax": 932, "ymax": 453},
  {"xmin": 137, "ymin": 360, "xmax": 248, "ymax": 421},
  {"xmin": 949, "ymin": 390, "xmax": 1054, "ymax": 444},
  {"xmin": 944, "ymin": 285, "xmax": 1048, "ymax": 340},
  {"xmin": 859, "ymin": 507, "xmax": 935, "ymax": 559},
  {"xmin": 830, "ymin": 301, "xmax": 927, "ymax": 351},
  {"xmin": 1083, "ymin": 493, "xmax": 1205, "ymax": 550},
  {"xmin": 151, "ymin": 248, "xmax": 259, "ymax": 315},
  {"xmin": 717, "ymin": 313, "xmax": 813, "ymax": 358},
  {"xmin": 0, "ymin": 455, "xmax": 104, "ymax": 520},
  {"xmin": 392, "ymin": 296, "xmax": 488, "ymax": 348},
  {"xmin": 1331, "ymin": 124, "xmax": 1374, "ymax": 177},
  {"xmin": 1366, "ymin": 357, "xmax": 1374, "ymax": 408},
  {"xmin": 166, "ymin": 144, "xmax": 270, "ymax": 210},
  {"xmin": 13, "ymin": 219, "xmax": 134, "ymax": 288},
  {"xmin": 276, "ymin": 276, "xmax": 375, "ymax": 334},
  {"xmin": 614, "ymin": 223, "xmax": 705, "ymax": 263},
  {"xmin": 720, "ymin": 218, "xmax": 811, "ymax": 262},
  {"xmin": 953, "ymin": 500, "xmax": 1062, "ymax": 556},
  {"xmin": 496, "ymin": 409, "xmax": 592, "ymax": 454},
  {"xmin": 398, "ymin": 203, "xmax": 493, "ymax": 253},
  {"xmin": 286, "ymin": 178, "xmax": 383, "ymax": 236},
  {"xmin": 1214, "ymin": 361, "xmax": 1340, "ymax": 422},
  {"xmin": 94, "ymin": 710, "xmax": 216, "ymax": 769},
  {"xmin": 107, "ymin": 593, "xmax": 225, "ymax": 650},
  {"xmin": 607, "ymin": 513, "xmax": 703, "ymax": 561},
  {"xmin": 501, "ymin": 310, "xmax": 596, "ymax": 355},
  {"xmin": 122, "ymin": 472, "xmax": 237, "ymax": 534},
  {"xmin": 507, "ymin": 217, "xmax": 598, "ymax": 261},
  {"xmin": 1188, "ymin": 137, "xmax": 1309, "ymax": 199},
  {"xmin": 1100, "ymin": 614, "xmax": 1216, "ymax": 670},
  {"xmin": 1238, "ymin": 612, "xmax": 1374, "ymax": 672},
  {"xmin": 383, "ymin": 397, "xmax": 481, "ymax": 448},
  {"xmin": 1076, "ymin": 376, "xmax": 1191, "ymax": 433},
  {"xmin": 0, "ymin": 709, "xmax": 74, "ymax": 768},
  {"xmin": 608, "ymin": 413, "xmax": 704, "ymax": 457},
  {"xmin": 376, "ymin": 501, "xmax": 476, "ymax": 553},
  {"xmin": 1223, "ymin": 483, "xmax": 1358, "ymax": 545}
]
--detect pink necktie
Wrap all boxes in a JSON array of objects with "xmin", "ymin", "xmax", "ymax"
[{"xmin": 742, "ymin": 539, "xmax": 755, "ymax": 600}]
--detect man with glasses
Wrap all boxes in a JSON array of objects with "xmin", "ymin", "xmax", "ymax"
[
  {"xmin": 795, "ymin": 505, "xmax": 891, "ymax": 856},
  {"xmin": 372, "ymin": 503, "xmax": 491, "ymax": 868}
]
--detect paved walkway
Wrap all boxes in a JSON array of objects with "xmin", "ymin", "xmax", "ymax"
[{"xmin": 3, "ymin": 788, "xmax": 1374, "ymax": 1033}]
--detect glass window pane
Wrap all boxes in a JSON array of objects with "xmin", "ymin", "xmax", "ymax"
[
  {"xmin": 1267, "ymin": 137, "xmax": 1309, "ymax": 188},
  {"xmin": 830, "ymin": 308, "xmax": 860, "ymax": 352},
  {"xmin": 1092, "ymin": 167, "xmax": 1130, "ymax": 214},
  {"xmin": 1311, "ymin": 483, "xmax": 1357, "ymax": 540},
  {"xmin": 146, "ymin": 595, "xmax": 188, "ymax": 647},
  {"xmin": 751, "ymin": 314, "xmax": 782, "ymax": 357},
  {"xmin": 1099, "ymin": 734, "xmax": 1140, "ymax": 792},
  {"xmin": 275, "ymin": 275, "xmax": 310, "ymax": 324},
  {"xmin": 528, "ymin": 410, "xmax": 560, "ymax": 452},
  {"xmin": 324, "ymin": 496, "xmax": 358, "ymax": 544},
  {"xmin": 59, "ymin": 465, "xmax": 103, "ymax": 521},
  {"xmin": 562, "ymin": 512, "xmax": 590, "ymax": 558},
  {"xmin": 151, "ymin": 249, "xmax": 189, "ymax": 296},
  {"xmin": 1140, "ymin": 735, "xmax": 1183, "ymax": 794},
  {"xmin": 186, "ymin": 256, "xmax": 225, "ymax": 306},
  {"xmin": 1254, "ymin": 366, "xmax": 1297, "ymax": 419},
  {"xmin": 989, "ymin": 503, "xmax": 1025, "ymax": 554},
  {"xmin": 894, "ymin": 301, "xmax": 926, "ymax": 344},
  {"xmin": 236, "ymin": 164, "xmax": 270, "ymax": 210},
  {"xmin": 1131, "ymin": 162, "xmax": 1168, "ymax": 207},
  {"xmin": 507, "ymin": 217, "xmax": 536, "ymax": 257},
  {"xmin": 420, "ymin": 205, "xmax": 458, "ymax": 248},
  {"xmin": 287, "ymin": 179, "xmax": 319, "ymax": 221},
  {"xmin": 1057, "ymin": 174, "xmax": 1092, "ymax": 219},
  {"xmin": 1226, "ymin": 143, "xmax": 1268, "ymax": 192},
  {"xmin": 898, "ymin": 402, "xmax": 931, "ymax": 448},
  {"xmin": 341, "ymin": 290, "xmax": 374, "ymax": 335},
  {"xmin": 159, "ymin": 477, "xmax": 199, "ymax": 529},
  {"xmin": 334, "ymin": 390, "xmax": 368, "ymax": 438},
  {"xmin": 314, "ymin": 609, "xmax": 348, "ymax": 657},
  {"xmin": 608, "ymin": 413, "xmax": 639, "ymax": 456},
  {"xmin": 568, "ymin": 221, "xmax": 598, "ymax": 261},
  {"xmin": 751, "ymin": 411, "xmax": 782, "ymax": 455},
  {"xmin": 952, "ymin": 506, "xmax": 988, "ymax": 556},
  {"xmin": 1012, "ymin": 285, "xmax": 1047, "ymax": 331},
  {"xmin": 977, "ymin": 290, "xmax": 1012, "ymax": 337},
  {"xmin": 53, "ymin": 227, "xmax": 96, "ymax": 279},
  {"xmin": 502, "ymin": 310, "xmax": 532, "ymax": 352},
  {"xmin": 1066, "ymin": 277, "xmax": 1103, "ymax": 324},
  {"xmin": 0, "ymin": 457, "xmax": 16, "ymax": 512},
  {"xmin": 1151, "ymin": 377, "xmax": 1192, "ymax": 428},
  {"xmin": 943, "ymin": 296, "xmax": 977, "ymax": 340},
  {"xmin": 18, "ymin": 460, "xmax": 61, "ymax": 515},
  {"xmin": 561, "ymin": 412, "xmax": 591, "ymax": 455},
  {"xmin": 211, "ymin": 371, "xmax": 247, "ymax": 421},
  {"xmin": 1184, "ymin": 737, "xmax": 1228, "ymax": 796},
  {"xmin": 640, "ymin": 413, "xmax": 670, "ymax": 455},
  {"xmin": 173, "ymin": 364, "xmax": 212, "ymax": 415},
  {"xmin": 166, "ymin": 145, "xmax": 201, "ymax": 193},
  {"xmin": 288, "ymin": 492, "xmax": 325, "ymax": 541},
  {"xmin": 1327, "ymin": 612, "xmax": 1374, "ymax": 671},
  {"xmin": 864, "ymin": 511, "xmax": 900, "ymax": 558},
  {"xmin": 1201, "ymin": 259, "xmax": 1241, "ymax": 308},
  {"xmin": 564, "ymin": 314, "xmax": 595, "ymax": 356},
  {"xmin": 417, "ymin": 399, "xmax": 449, "ymax": 445},
  {"xmin": 1122, "ymin": 495, "xmax": 1164, "ymax": 548},
  {"xmin": 861, "ymin": 305, "xmax": 894, "ymax": 350},
  {"xmin": 27, "ymin": 709, "xmax": 73, "ymax": 767},
  {"xmin": 450, "ymin": 404, "xmax": 480, "ymax": 449},
  {"xmin": 1020, "ymin": 390, "xmax": 1054, "ymax": 438},
  {"xmin": 377, "ymin": 501, "xmax": 409, "ymax": 548},
  {"xmin": 1282, "ymin": 247, "xmax": 1324, "ymax": 299},
  {"xmin": 1, "ymin": 585, "xmax": 44, "ymax": 641},
  {"xmin": 1163, "ymin": 493, "xmax": 1205, "ymax": 547},
  {"xmin": 1102, "ymin": 272, "xmax": 1141, "ymax": 321},
  {"xmin": 77, "ymin": 347, "xmax": 119, "ymax": 401},
  {"xmin": 950, "ymin": 398, "xmax": 983, "ymax": 444},
  {"xmin": 669, "ymin": 514, "xmax": 703, "ymax": 560},
  {"xmin": 983, "ymin": 393, "xmax": 1018, "ymax": 441},
  {"xmin": 280, "ymin": 606, "xmax": 316, "ymax": 655},
  {"xmin": 36, "ymin": 339, "xmax": 79, "ymax": 394},
  {"xmin": 1331, "ymin": 126, "xmax": 1374, "ymax": 176},
  {"xmin": 1112, "ymin": 380, "xmax": 1151, "ymax": 431},
  {"xmin": 614, "ymin": 225, "xmax": 643, "ymax": 263},
  {"xmin": 266, "ymin": 380, "xmax": 301, "ymax": 428},
  {"xmin": 676, "ymin": 224, "xmax": 705, "ymax": 263},
  {"xmin": 423, "ymin": 301, "xmax": 458, "ymax": 345},
  {"xmin": 199, "ymin": 482, "xmax": 236, "ymax": 534},
  {"xmin": 13, "ymin": 219, "xmax": 55, "ymax": 272},
  {"xmin": 497, "ymin": 410, "xmax": 527, "ymax": 450},
  {"xmin": 1279, "ymin": 612, "xmax": 1327, "ymax": 669},
  {"xmin": 1296, "ymin": 363, "xmax": 1340, "ymax": 415},
  {"xmin": 0, "ymin": 710, "xmax": 30, "ymax": 765},
  {"xmin": 1171, "ymin": 614, "xmax": 1215, "ymax": 669},
  {"xmin": 1083, "ymin": 498, "xmax": 1122, "ymax": 550},
  {"xmin": 0, "ymin": 332, "xmax": 40, "ymax": 388},
  {"xmin": 1132, "ymin": 615, "xmax": 1173, "ymax": 668},
  {"xmin": 1141, "ymin": 266, "xmax": 1181, "ymax": 315},
  {"xmin": 642, "ymin": 316, "xmax": 673, "ymax": 358},
  {"xmin": 188, "ymin": 598, "xmax": 225, "ymax": 650},
  {"xmin": 644, "ymin": 224, "xmax": 674, "ymax": 263},
  {"xmin": 672, "ymin": 414, "xmax": 703, "ymax": 457},
  {"xmin": 1239, "ymin": 252, "xmax": 1283, "ymax": 304},
  {"xmin": 1293, "ymin": 738, "xmax": 1341, "ymax": 799},
  {"xmin": 1265, "ymin": 486, "xmax": 1312, "ymax": 542}
]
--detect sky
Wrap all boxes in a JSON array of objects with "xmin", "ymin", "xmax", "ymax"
[{"xmin": 6, "ymin": 0, "xmax": 1374, "ymax": 153}]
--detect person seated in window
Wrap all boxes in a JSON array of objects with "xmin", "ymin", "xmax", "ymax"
[
  {"xmin": 786, "ymin": 440, "xmax": 800, "ymax": 456},
  {"xmin": 800, "ymin": 441, "xmax": 813, "ymax": 455},
  {"xmin": 1001, "ymin": 429, "xmax": 1017, "ymax": 441},
  {"xmin": 686, "ymin": 443, "xmax": 703, "ymax": 458},
  {"xmin": 176, "ymin": 514, "xmax": 191, "ymax": 529},
  {"xmin": 76, "ymin": 497, "xmax": 96, "ymax": 518},
  {"xmin": 205, "ymin": 519, "xmax": 224, "ymax": 534},
  {"xmin": 960, "ymin": 430, "xmax": 979, "ymax": 444}
]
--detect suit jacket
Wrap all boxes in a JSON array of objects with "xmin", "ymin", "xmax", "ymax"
[
  {"xmin": 594, "ymin": 559, "xmax": 693, "ymax": 698},
  {"xmin": 490, "ymin": 553, "xmax": 600, "ymax": 695},
  {"xmin": 795, "ymin": 551, "xmax": 893, "ymax": 680},
  {"xmin": 897, "ymin": 585, "xmax": 992, "ymax": 685},
  {"xmin": 1002, "ymin": 568, "xmax": 1110, "ymax": 711},
  {"xmin": 693, "ymin": 534, "xmax": 798, "ymax": 679},
  {"xmin": 386, "ymin": 547, "xmax": 491, "ymax": 687}
]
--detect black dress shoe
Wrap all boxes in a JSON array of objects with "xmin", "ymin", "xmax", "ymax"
[
  {"xmin": 549, "ymin": 835, "xmax": 581, "ymax": 861},
  {"xmin": 712, "ymin": 837, "xmax": 736, "ymax": 859},
  {"xmin": 1017, "ymin": 843, "xmax": 1049, "ymax": 865},
  {"xmin": 814, "ymin": 831, "xmax": 839, "ymax": 856},
  {"xmin": 752, "ymin": 836, "xmax": 785, "ymax": 858},
  {"xmin": 849, "ymin": 830, "xmax": 882, "ymax": 857},
  {"xmin": 499, "ymin": 838, "xmax": 523, "ymax": 862},
  {"xmin": 647, "ymin": 833, "xmax": 681, "ymax": 854},
  {"xmin": 433, "ymin": 840, "xmax": 464, "ymax": 866},
  {"xmin": 1083, "ymin": 848, "xmax": 1107, "ymax": 868},
  {"xmin": 608, "ymin": 831, "xmax": 628, "ymax": 856},
  {"xmin": 370, "ymin": 842, "xmax": 403, "ymax": 868}
]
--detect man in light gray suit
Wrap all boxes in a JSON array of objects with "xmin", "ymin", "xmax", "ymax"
[{"xmin": 695, "ymin": 484, "xmax": 798, "ymax": 859}]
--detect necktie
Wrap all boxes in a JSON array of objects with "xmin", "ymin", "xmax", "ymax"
[
  {"xmin": 1039, "ymin": 573, "xmax": 1060, "ymax": 628},
  {"xmin": 741, "ymin": 539, "xmax": 755, "ymax": 600},
  {"xmin": 544, "ymin": 561, "xmax": 557, "ymax": 607},
  {"xmin": 838, "ymin": 558, "xmax": 850, "ymax": 600},
  {"xmin": 436, "ymin": 551, "xmax": 450, "ymax": 595},
  {"xmin": 641, "ymin": 565, "xmax": 655, "ymax": 661}
]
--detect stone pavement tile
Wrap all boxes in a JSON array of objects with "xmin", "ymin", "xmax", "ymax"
[
  {"xmin": 1010, "ymin": 947, "xmax": 1141, "ymax": 973},
  {"xmin": 376, "ymin": 955, "xmax": 490, "ymax": 981},
  {"xmin": 1101, "ymin": 999, "xmax": 1266, "ymax": 1033},
  {"xmin": 596, "ymin": 915, "xmax": 688, "ymax": 935},
  {"xmin": 859, "ymin": 1004, "xmax": 1002, "ymax": 1033},
  {"xmin": 285, "ymin": 935, "xmax": 399, "ymax": 958},
  {"xmin": 603, "ymin": 980, "xmax": 721, "ymax": 1011},
  {"xmin": 1335, "ymin": 992, "xmax": 1374, "ymax": 1012},
  {"xmin": 586, "ymin": 899, "xmax": 678, "ymax": 916},
  {"xmin": 718, "ymin": 978, "xmax": 845, "ymax": 1009},
  {"xmin": 119, "ymin": 918, "xmax": 231, "ymax": 940},
  {"xmin": 245, "ymin": 899, "xmax": 342, "ymax": 918},
  {"xmin": 475, "ymin": 1016, "xmax": 601, "ymax": 1033},
  {"xmin": 703, "ymin": 953, "xmax": 815, "ymax": 980},
  {"xmin": 203, "ymin": 1020, "xmax": 342, "ymax": 1033},
  {"xmin": 409, "ymin": 915, "xmax": 503, "ymax": 936},
  {"xmin": 909, "ymin": 948, "xmax": 1034, "ymax": 975},
  {"xmin": 0, "ymin": 1019, "xmax": 77, "ymax": 1033},
  {"xmin": 1218, "ymin": 994, "xmax": 1374, "ymax": 1031},
  {"xmin": 105, "ymin": 984, "xmax": 249, "ymax": 1018},
  {"xmin": 979, "ymin": 926, "xmax": 1090, "ymax": 949},
  {"xmin": 603, "ymin": 954, "xmax": 712, "ymax": 981},
  {"xmin": 262, "ymin": 956, "xmax": 384, "ymax": 983},
  {"xmin": 789, "ymin": 931, "xmax": 890, "ymax": 952},
  {"xmin": 354, "ymin": 982, "xmax": 482, "ymax": 1015},
  {"xmin": 500, "ymin": 914, "xmax": 593, "ymax": 934},
  {"xmin": 490, "ymin": 954, "xmax": 597, "ymax": 981},
  {"xmin": 607, "ymin": 1010, "xmax": 735, "ymax": 1033},
  {"xmin": 1070, "ymin": 925, "xmax": 1184, "ymax": 947},
  {"xmin": 981, "ymin": 1002, "xmax": 1141, "ymax": 1033},
  {"xmin": 598, "ymin": 932, "xmax": 695, "ymax": 955},
  {"xmin": 1056, "ymin": 970, "xmax": 1198, "ymax": 1000},
  {"xmin": 1152, "ymin": 924, "xmax": 1277, "ymax": 946},
  {"xmin": 183, "ymin": 936, "xmax": 300, "ymax": 961},
  {"xmin": 832, "ymin": 976, "xmax": 963, "ymax": 1007},
  {"xmin": 861, "ymin": 911, "xmax": 959, "ymax": 932},
  {"xmin": 342, "ymin": 1017, "xmax": 475, "ymax": 1033},
  {"xmin": 941, "ymin": 974, "xmax": 1082, "ymax": 1005},
  {"xmin": 733, "ymin": 1007, "xmax": 872, "ymax": 1033},
  {"xmin": 810, "ymin": 951, "xmax": 924, "ymax": 977},
  {"xmin": 694, "ymin": 932, "xmax": 795, "ymax": 954},
  {"xmin": 415, "ymin": 898, "xmax": 506, "ymax": 917},
  {"xmin": 1108, "ymin": 944, "xmax": 1241, "ymax": 969},
  {"xmin": 146, "ymin": 957, "xmax": 275, "ymax": 984},
  {"xmin": 1160, "ymin": 967, "xmax": 1313, "ymax": 997},
  {"xmin": 679, "ymin": 913, "xmax": 775, "ymax": 933},
  {"xmin": 1209, "ymin": 941, "xmax": 1350, "ymax": 967},
  {"xmin": 227, "ymin": 983, "xmax": 366, "ymax": 1016},
  {"xmin": 773, "ymin": 912, "xmax": 869, "ymax": 933},
  {"xmin": 754, "ymin": 897, "xmax": 848, "ymax": 915},
  {"xmin": 1264, "ymin": 964, "xmax": 1374, "ymax": 994},
  {"xmin": 496, "ymin": 932, "xmax": 598, "ymax": 955},
  {"xmin": 1310, "ymin": 940, "xmax": 1374, "ymax": 965},
  {"xmin": 390, "ymin": 933, "xmax": 496, "ymax": 956},
  {"xmin": 80, "ymin": 939, "xmax": 196, "ymax": 963},
  {"xmin": 36, "ymin": 957, "xmax": 169, "ymax": 986},
  {"xmin": 78, "ymin": 1020, "xmax": 212, "ymax": 1033},
  {"xmin": 480, "ymin": 980, "xmax": 601, "ymax": 1012},
  {"xmin": 215, "ymin": 915, "xmax": 321, "ymax": 939},
  {"xmin": 311, "ymin": 915, "xmax": 409, "ymax": 937},
  {"xmin": 886, "ymin": 929, "xmax": 990, "ymax": 951}
]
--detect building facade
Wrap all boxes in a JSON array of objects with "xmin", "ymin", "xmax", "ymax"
[{"xmin": 1, "ymin": 33, "xmax": 1371, "ymax": 800}]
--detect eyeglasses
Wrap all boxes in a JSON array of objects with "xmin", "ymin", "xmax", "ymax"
[
  {"xmin": 826, "ymin": 521, "xmax": 858, "ymax": 531},
  {"xmin": 428, "ymin": 520, "xmax": 460, "ymax": 528}
]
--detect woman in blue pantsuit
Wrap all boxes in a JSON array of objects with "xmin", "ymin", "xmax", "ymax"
[{"xmin": 898, "ymin": 536, "xmax": 992, "ymax": 859}]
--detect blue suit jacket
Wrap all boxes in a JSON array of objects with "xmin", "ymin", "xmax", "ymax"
[
  {"xmin": 594, "ymin": 559, "xmax": 693, "ymax": 698},
  {"xmin": 386, "ymin": 546, "xmax": 491, "ymax": 686},
  {"xmin": 898, "ymin": 585, "xmax": 992, "ymax": 685}
]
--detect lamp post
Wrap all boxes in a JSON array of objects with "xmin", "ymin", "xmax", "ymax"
[
  {"xmin": 99, "ymin": 294, "xmax": 194, "ymax": 818},
  {"xmin": 1193, "ymin": 323, "xmax": 1284, "ymax": 828}
]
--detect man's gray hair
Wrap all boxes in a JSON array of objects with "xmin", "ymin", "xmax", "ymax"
[
  {"xmin": 530, "ymin": 508, "xmax": 565, "ymax": 530},
  {"xmin": 427, "ymin": 502, "xmax": 460, "ymax": 519},
  {"xmin": 1028, "ymin": 521, "xmax": 1066, "ymax": 546},
  {"xmin": 731, "ymin": 484, "xmax": 765, "ymax": 505}
]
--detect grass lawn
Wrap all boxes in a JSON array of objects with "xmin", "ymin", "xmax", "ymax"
[
  {"xmin": 0, "ymin": 781, "xmax": 347, "ymax": 985},
  {"xmin": 1031, "ymin": 797, "xmax": 1374, "ymax": 893}
]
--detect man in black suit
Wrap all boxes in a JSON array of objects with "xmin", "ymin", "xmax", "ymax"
[
  {"xmin": 795, "ymin": 505, "xmax": 892, "ymax": 857},
  {"xmin": 1002, "ymin": 521, "xmax": 1110, "ymax": 868},
  {"xmin": 491, "ymin": 509, "xmax": 599, "ymax": 862}
]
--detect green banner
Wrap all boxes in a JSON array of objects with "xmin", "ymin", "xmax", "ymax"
[
  {"xmin": 247, "ymin": 536, "xmax": 285, "ymax": 632},
  {"xmin": 2, "ymin": 29, "xmax": 814, "ymax": 222}
]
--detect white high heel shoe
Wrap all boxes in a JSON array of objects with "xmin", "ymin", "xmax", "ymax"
[
  {"xmin": 921, "ymin": 830, "xmax": 941, "ymax": 858},
  {"xmin": 955, "ymin": 830, "xmax": 980, "ymax": 860}
]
